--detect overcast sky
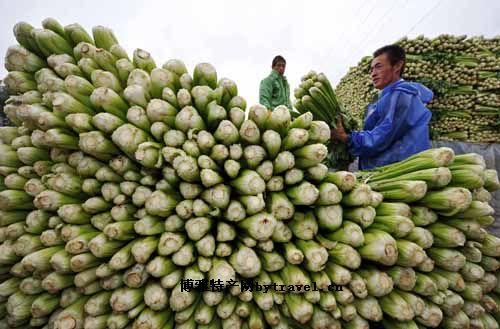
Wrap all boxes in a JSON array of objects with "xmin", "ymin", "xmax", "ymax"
[{"xmin": 1, "ymin": 0, "xmax": 499, "ymax": 106}]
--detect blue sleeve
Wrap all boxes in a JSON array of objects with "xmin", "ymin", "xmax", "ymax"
[{"xmin": 348, "ymin": 91, "xmax": 416, "ymax": 157}]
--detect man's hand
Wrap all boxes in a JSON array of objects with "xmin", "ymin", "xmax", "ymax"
[{"xmin": 331, "ymin": 118, "xmax": 348, "ymax": 143}]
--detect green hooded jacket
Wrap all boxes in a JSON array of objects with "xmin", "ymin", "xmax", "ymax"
[{"xmin": 259, "ymin": 70, "xmax": 293, "ymax": 110}]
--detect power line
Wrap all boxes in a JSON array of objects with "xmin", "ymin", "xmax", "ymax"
[
  {"xmin": 405, "ymin": 0, "xmax": 444, "ymax": 35},
  {"xmin": 337, "ymin": 0, "xmax": 383, "ymax": 68},
  {"xmin": 354, "ymin": 0, "xmax": 405, "ymax": 57},
  {"xmin": 323, "ymin": 0, "xmax": 443, "ymax": 83},
  {"xmin": 332, "ymin": 1, "xmax": 368, "ymax": 48},
  {"xmin": 319, "ymin": 0, "xmax": 369, "ymax": 68},
  {"xmin": 330, "ymin": 0, "xmax": 404, "ymax": 83},
  {"xmin": 341, "ymin": 0, "xmax": 442, "ymax": 78},
  {"xmin": 359, "ymin": 1, "xmax": 379, "ymax": 26}
]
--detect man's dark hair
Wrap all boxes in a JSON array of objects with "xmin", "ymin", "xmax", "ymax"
[
  {"xmin": 373, "ymin": 44, "xmax": 406, "ymax": 75},
  {"xmin": 272, "ymin": 55, "xmax": 286, "ymax": 67}
]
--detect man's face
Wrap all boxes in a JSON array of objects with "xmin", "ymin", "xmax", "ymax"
[
  {"xmin": 370, "ymin": 53, "xmax": 402, "ymax": 90},
  {"xmin": 273, "ymin": 61, "xmax": 286, "ymax": 75}
]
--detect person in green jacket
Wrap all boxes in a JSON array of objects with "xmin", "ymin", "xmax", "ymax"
[{"xmin": 259, "ymin": 55, "xmax": 293, "ymax": 110}]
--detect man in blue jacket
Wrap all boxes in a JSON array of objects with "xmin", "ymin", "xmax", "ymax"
[{"xmin": 332, "ymin": 44, "xmax": 433, "ymax": 170}]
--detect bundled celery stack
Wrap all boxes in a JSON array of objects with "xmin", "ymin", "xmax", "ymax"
[
  {"xmin": 292, "ymin": 71, "xmax": 358, "ymax": 170},
  {"xmin": 1, "ymin": 18, "xmax": 500, "ymax": 329},
  {"xmin": 0, "ymin": 84, "xmax": 10, "ymax": 126},
  {"xmin": 357, "ymin": 147, "xmax": 500, "ymax": 328},
  {"xmin": 336, "ymin": 35, "xmax": 500, "ymax": 143},
  {"xmin": 0, "ymin": 17, "xmax": 355, "ymax": 329}
]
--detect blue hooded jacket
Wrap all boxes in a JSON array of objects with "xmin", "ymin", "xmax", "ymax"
[{"xmin": 348, "ymin": 79, "xmax": 433, "ymax": 170}]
